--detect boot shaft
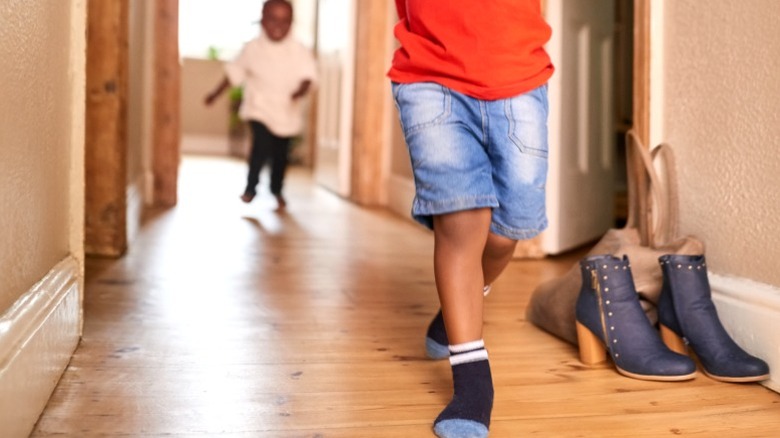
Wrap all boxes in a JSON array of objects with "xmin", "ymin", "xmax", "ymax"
[{"xmin": 576, "ymin": 255, "xmax": 641, "ymax": 342}]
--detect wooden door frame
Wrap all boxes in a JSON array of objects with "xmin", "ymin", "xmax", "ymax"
[
  {"xmin": 85, "ymin": 0, "xmax": 180, "ymax": 257},
  {"xmin": 151, "ymin": 0, "xmax": 181, "ymax": 208},
  {"xmin": 632, "ymin": 0, "xmax": 650, "ymax": 147},
  {"xmin": 350, "ymin": 0, "xmax": 393, "ymax": 206},
  {"xmin": 632, "ymin": 0, "xmax": 652, "ymax": 244},
  {"xmin": 85, "ymin": 0, "xmax": 130, "ymax": 257}
]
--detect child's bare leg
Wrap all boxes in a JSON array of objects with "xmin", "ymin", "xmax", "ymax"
[
  {"xmin": 425, "ymin": 231, "xmax": 517, "ymax": 359},
  {"xmin": 482, "ymin": 232, "xmax": 518, "ymax": 285},
  {"xmin": 432, "ymin": 208, "xmax": 494, "ymax": 438},
  {"xmin": 433, "ymin": 209, "xmax": 492, "ymax": 343}
]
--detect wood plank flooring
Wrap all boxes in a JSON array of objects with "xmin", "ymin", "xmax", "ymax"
[{"xmin": 31, "ymin": 156, "xmax": 780, "ymax": 437}]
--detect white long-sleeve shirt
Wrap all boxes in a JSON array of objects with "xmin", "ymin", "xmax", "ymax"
[{"xmin": 225, "ymin": 34, "xmax": 317, "ymax": 137}]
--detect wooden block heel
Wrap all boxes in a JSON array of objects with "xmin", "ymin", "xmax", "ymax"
[
  {"xmin": 659, "ymin": 324, "xmax": 687, "ymax": 355},
  {"xmin": 576, "ymin": 321, "xmax": 606, "ymax": 365}
]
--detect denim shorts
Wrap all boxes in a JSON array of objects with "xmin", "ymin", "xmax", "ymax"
[{"xmin": 392, "ymin": 82, "xmax": 549, "ymax": 240}]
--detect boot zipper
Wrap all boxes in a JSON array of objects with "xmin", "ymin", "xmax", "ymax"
[{"xmin": 591, "ymin": 269, "xmax": 610, "ymax": 348}]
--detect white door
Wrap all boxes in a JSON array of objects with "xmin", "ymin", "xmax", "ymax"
[
  {"xmin": 542, "ymin": 0, "xmax": 616, "ymax": 254},
  {"xmin": 314, "ymin": 0, "xmax": 356, "ymax": 197}
]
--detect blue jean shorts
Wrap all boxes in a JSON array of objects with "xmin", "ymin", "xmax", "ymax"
[{"xmin": 392, "ymin": 82, "xmax": 549, "ymax": 240}]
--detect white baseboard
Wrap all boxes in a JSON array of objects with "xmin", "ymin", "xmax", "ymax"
[
  {"xmin": 710, "ymin": 273, "xmax": 780, "ymax": 393},
  {"xmin": 0, "ymin": 257, "xmax": 81, "ymax": 438}
]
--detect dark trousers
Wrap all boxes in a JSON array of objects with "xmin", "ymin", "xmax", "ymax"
[{"xmin": 245, "ymin": 121, "xmax": 291, "ymax": 196}]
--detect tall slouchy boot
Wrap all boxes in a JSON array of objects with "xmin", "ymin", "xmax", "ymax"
[
  {"xmin": 657, "ymin": 254, "xmax": 769, "ymax": 382},
  {"xmin": 575, "ymin": 255, "xmax": 696, "ymax": 381}
]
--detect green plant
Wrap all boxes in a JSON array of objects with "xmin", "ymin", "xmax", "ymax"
[{"xmin": 228, "ymin": 86, "xmax": 244, "ymax": 134}]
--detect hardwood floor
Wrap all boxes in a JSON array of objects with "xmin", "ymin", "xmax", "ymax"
[{"xmin": 32, "ymin": 156, "xmax": 779, "ymax": 437}]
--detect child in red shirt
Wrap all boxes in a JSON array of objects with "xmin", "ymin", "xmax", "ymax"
[{"xmin": 389, "ymin": 2, "xmax": 553, "ymax": 437}]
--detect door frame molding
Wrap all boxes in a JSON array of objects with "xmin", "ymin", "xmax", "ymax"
[
  {"xmin": 151, "ymin": 0, "xmax": 181, "ymax": 207},
  {"xmin": 84, "ymin": 0, "xmax": 180, "ymax": 257},
  {"xmin": 84, "ymin": 0, "xmax": 130, "ymax": 257},
  {"xmin": 632, "ymin": 0, "xmax": 652, "ymax": 245}
]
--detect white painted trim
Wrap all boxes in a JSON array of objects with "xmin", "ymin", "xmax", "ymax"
[
  {"xmin": 337, "ymin": 0, "xmax": 357, "ymax": 197},
  {"xmin": 710, "ymin": 273, "xmax": 780, "ymax": 393},
  {"xmin": 387, "ymin": 173, "xmax": 416, "ymax": 222},
  {"xmin": 126, "ymin": 174, "xmax": 145, "ymax": 245},
  {"xmin": 648, "ymin": 0, "xmax": 666, "ymax": 148},
  {"xmin": 0, "ymin": 257, "xmax": 82, "ymax": 438}
]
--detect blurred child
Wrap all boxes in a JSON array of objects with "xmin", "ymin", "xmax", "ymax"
[{"xmin": 206, "ymin": 0, "xmax": 317, "ymax": 210}]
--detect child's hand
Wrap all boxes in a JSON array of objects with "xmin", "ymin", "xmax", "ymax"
[
  {"xmin": 290, "ymin": 80, "xmax": 312, "ymax": 100},
  {"xmin": 204, "ymin": 77, "xmax": 230, "ymax": 106}
]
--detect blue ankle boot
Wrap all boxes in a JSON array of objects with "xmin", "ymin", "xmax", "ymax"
[
  {"xmin": 575, "ymin": 255, "xmax": 697, "ymax": 381},
  {"xmin": 657, "ymin": 254, "xmax": 770, "ymax": 382}
]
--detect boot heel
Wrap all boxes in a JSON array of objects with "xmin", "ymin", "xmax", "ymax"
[
  {"xmin": 659, "ymin": 324, "xmax": 687, "ymax": 355},
  {"xmin": 576, "ymin": 321, "xmax": 606, "ymax": 365}
]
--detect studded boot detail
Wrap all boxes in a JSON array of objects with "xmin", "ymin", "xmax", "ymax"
[{"xmin": 575, "ymin": 255, "xmax": 696, "ymax": 381}]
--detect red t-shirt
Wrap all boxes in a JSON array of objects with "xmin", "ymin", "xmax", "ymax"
[{"xmin": 388, "ymin": 0, "xmax": 554, "ymax": 100}]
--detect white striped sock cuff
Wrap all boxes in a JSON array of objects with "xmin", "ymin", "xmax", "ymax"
[
  {"xmin": 449, "ymin": 339, "xmax": 485, "ymax": 354},
  {"xmin": 449, "ymin": 348, "xmax": 489, "ymax": 366}
]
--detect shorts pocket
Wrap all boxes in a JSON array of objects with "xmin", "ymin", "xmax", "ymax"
[
  {"xmin": 505, "ymin": 85, "xmax": 549, "ymax": 158},
  {"xmin": 392, "ymin": 82, "xmax": 452, "ymax": 134}
]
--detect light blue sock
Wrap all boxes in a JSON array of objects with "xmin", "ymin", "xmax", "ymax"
[{"xmin": 425, "ymin": 310, "xmax": 450, "ymax": 359}]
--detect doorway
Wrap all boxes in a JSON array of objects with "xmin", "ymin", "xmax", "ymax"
[{"xmin": 541, "ymin": 0, "xmax": 635, "ymax": 255}]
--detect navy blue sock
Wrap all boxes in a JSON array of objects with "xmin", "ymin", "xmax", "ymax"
[{"xmin": 434, "ymin": 340, "xmax": 493, "ymax": 438}]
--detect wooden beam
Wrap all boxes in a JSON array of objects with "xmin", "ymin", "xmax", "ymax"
[
  {"xmin": 85, "ymin": 0, "xmax": 130, "ymax": 257},
  {"xmin": 632, "ymin": 0, "xmax": 650, "ymax": 145},
  {"xmin": 152, "ymin": 0, "xmax": 181, "ymax": 207},
  {"xmin": 632, "ymin": 0, "xmax": 652, "ymax": 245},
  {"xmin": 350, "ymin": 0, "xmax": 391, "ymax": 206}
]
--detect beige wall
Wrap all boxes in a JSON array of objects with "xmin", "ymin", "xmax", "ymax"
[
  {"xmin": 0, "ymin": 0, "xmax": 85, "ymax": 313},
  {"xmin": 662, "ymin": 1, "xmax": 780, "ymax": 286},
  {"xmin": 182, "ymin": 58, "xmax": 231, "ymax": 137},
  {"xmin": 0, "ymin": 1, "xmax": 84, "ymax": 430}
]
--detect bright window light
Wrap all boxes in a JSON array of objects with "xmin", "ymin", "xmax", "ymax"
[{"xmin": 179, "ymin": 1, "xmax": 263, "ymax": 60}]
